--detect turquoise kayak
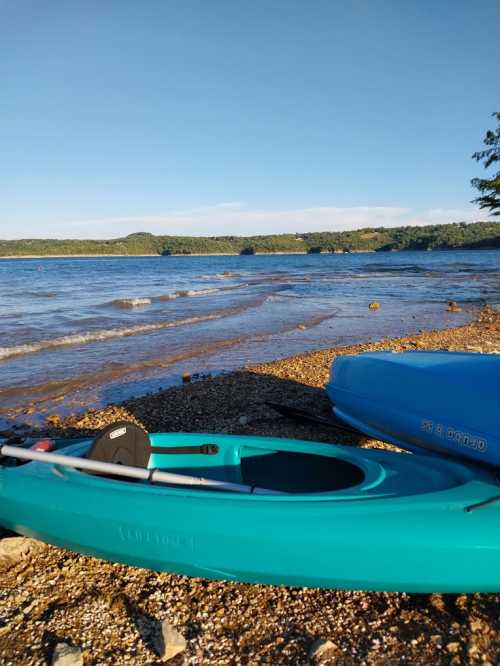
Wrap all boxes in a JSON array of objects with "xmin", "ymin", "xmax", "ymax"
[
  {"xmin": 1, "ymin": 429, "xmax": 499, "ymax": 592},
  {"xmin": 326, "ymin": 351, "xmax": 500, "ymax": 468}
]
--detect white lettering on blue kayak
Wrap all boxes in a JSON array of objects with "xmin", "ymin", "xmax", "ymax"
[{"xmin": 420, "ymin": 419, "xmax": 487, "ymax": 452}]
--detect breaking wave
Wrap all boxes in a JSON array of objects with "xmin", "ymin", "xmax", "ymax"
[
  {"xmin": 174, "ymin": 288, "xmax": 220, "ymax": 297},
  {"xmin": 155, "ymin": 286, "xmax": 247, "ymax": 300},
  {"xmin": 111, "ymin": 297, "xmax": 152, "ymax": 308},
  {"xmin": 0, "ymin": 296, "xmax": 269, "ymax": 361},
  {"xmin": 364, "ymin": 264, "xmax": 432, "ymax": 274},
  {"xmin": 110, "ymin": 288, "xmax": 223, "ymax": 306},
  {"xmin": 202, "ymin": 271, "xmax": 242, "ymax": 280}
]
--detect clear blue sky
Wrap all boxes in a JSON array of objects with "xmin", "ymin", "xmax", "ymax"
[{"xmin": 1, "ymin": 1, "xmax": 499, "ymax": 238}]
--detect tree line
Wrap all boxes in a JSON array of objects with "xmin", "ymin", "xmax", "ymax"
[{"xmin": 0, "ymin": 222, "xmax": 499, "ymax": 257}]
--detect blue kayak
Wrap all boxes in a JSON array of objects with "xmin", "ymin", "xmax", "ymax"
[
  {"xmin": 326, "ymin": 351, "xmax": 500, "ymax": 468},
  {"xmin": 1, "ymin": 429, "xmax": 499, "ymax": 592}
]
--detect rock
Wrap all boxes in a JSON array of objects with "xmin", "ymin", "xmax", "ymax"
[
  {"xmin": 158, "ymin": 622, "xmax": 186, "ymax": 661},
  {"xmin": 51, "ymin": 643, "xmax": 83, "ymax": 666},
  {"xmin": 368, "ymin": 302, "xmax": 380, "ymax": 310},
  {"xmin": 467, "ymin": 641, "xmax": 480, "ymax": 657},
  {"xmin": 46, "ymin": 414, "xmax": 62, "ymax": 427},
  {"xmin": 309, "ymin": 638, "xmax": 341, "ymax": 661},
  {"xmin": 182, "ymin": 372, "xmax": 191, "ymax": 384},
  {"xmin": 447, "ymin": 302, "xmax": 462, "ymax": 312},
  {"xmin": 0, "ymin": 536, "xmax": 47, "ymax": 571},
  {"xmin": 446, "ymin": 642, "xmax": 461, "ymax": 654},
  {"xmin": 470, "ymin": 617, "xmax": 488, "ymax": 634}
]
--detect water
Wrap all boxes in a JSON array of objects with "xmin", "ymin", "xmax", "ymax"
[{"xmin": 0, "ymin": 250, "xmax": 499, "ymax": 428}]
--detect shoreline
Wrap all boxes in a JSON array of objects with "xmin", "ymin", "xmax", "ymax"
[
  {"xmin": 0, "ymin": 251, "xmax": 374, "ymax": 259},
  {"xmin": 1, "ymin": 307, "xmax": 499, "ymax": 664},
  {"xmin": 2, "ymin": 247, "xmax": 500, "ymax": 259}
]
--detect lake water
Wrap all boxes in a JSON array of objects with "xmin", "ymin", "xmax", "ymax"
[{"xmin": 1, "ymin": 250, "xmax": 499, "ymax": 429}]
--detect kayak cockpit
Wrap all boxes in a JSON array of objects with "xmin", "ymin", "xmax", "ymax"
[
  {"xmin": 79, "ymin": 424, "xmax": 368, "ymax": 495},
  {"xmin": 150, "ymin": 444, "xmax": 365, "ymax": 494},
  {"xmin": 239, "ymin": 449, "xmax": 365, "ymax": 493},
  {"xmin": 147, "ymin": 434, "xmax": 366, "ymax": 493}
]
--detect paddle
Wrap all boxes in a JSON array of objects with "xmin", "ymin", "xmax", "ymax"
[
  {"xmin": 0, "ymin": 444, "xmax": 284, "ymax": 496},
  {"xmin": 266, "ymin": 401, "xmax": 361, "ymax": 436}
]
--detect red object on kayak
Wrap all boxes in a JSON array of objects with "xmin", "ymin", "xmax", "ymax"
[{"xmin": 30, "ymin": 438, "xmax": 54, "ymax": 452}]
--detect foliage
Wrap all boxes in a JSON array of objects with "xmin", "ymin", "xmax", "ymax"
[
  {"xmin": 471, "ymin": 112, "xmax": 500, "ymax": 215},
  {"xmin": 1, "ymin": 222, "xmax": 499, "ymax": 256}
]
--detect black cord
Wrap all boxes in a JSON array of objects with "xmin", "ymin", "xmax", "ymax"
[{"xmin": 464, "ymin": 495, "xmax": 500, "ymax": 512}]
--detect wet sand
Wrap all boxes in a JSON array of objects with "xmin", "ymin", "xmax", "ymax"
[{"xmin": 0, "ymin": 306, "xmax": 499, "ymax": 665}]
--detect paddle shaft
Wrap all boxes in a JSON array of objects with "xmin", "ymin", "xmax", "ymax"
[
  {"xmin": 266, "ymin": 402, "xmax": 360, "ymax": 435},
  {"xmin": 0, "ymin": 444, "xmax": 283, "ymax": 495}
]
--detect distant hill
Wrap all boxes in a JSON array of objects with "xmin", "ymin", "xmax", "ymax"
[{"xmin": 1, "ymin": 222, "xmax": 499, "ymax": 257}]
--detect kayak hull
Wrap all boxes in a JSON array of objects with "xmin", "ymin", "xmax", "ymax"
[
  {"xmin": 1, "ymin": 433, "xmax": 499, "ymax": 592},
  {"xmin": 326, "ymin": 351, "xmax": 500, "ymax": 468}
]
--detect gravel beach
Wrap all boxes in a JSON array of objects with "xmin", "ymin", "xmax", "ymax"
[{"xmin": 1, "ymin": 306, "xmax": 499, "ymax": 665}]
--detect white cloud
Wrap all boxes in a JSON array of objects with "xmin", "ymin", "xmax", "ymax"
[
  {"xmin": 4, "ymin": 203, "xmax": 482, "ymax": 239},
  {"xmin": 404, "ymin": 208, "xmax": 480, "ymax": 226}
]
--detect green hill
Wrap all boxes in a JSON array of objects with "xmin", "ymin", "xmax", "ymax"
[{"xmin": 1, "ymin": 222, "xmax": 499, "ymax": 257}]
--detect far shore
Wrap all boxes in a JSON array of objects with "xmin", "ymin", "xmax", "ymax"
[
  {"xmin": 0, "ymin": 250, "xmax": 376, "ymax": 259},
  {"xmin": 1, "ymin": 248, "xmax": 499, "ymax": 260}
]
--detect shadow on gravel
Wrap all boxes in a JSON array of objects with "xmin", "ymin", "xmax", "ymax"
[{"xmin": 100, "ymin": 369, "xmax": 363, "ymax": 447}]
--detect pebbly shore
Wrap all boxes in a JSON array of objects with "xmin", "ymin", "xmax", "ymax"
[{"xmin": 0, "ymin": 306, "xmax": 499, "ymax": 665}]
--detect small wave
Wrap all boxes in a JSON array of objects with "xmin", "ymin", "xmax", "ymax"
[
  {"xmin": 0, "ymin": 295, "xmax": 270, "ymax": 361},
  {"xmin": 111, "ymin": 298, "xmax": 152, "ymax": 308},
  {"xmin": 154, "ymin": 288, "xmax": 222, "ymax": 300},
  {"xmin": 155, "ymin": 293, "xmax": 179, "ymax": 301},
  {"xmin": 459, "ymin": 266, "xmax": 500, "ymax": 274},
  {"xmin": 364, "ymin": 264, "xmax": 430, "ymax": 274},
  {"xmin": 0, "ymin": 316, "xmax": 209, "ymax": 360},
  {"xmin": 27, "ymin": 291, "xmax": 58, "ymax": 298},
  {"xmin": 175, "ymin": 288, "xmax": 220, "ymax": 297},
  {"xmin": 202, "ymin": 271, "xmax": 241, "ymax": 280}
]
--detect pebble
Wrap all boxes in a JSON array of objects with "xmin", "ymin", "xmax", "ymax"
[
  {"xmin": 159, "ymin": 622, "xmax": 187, "ymax": 661},
  {"xmin": 309, "ymin": 638, "xmax": 341, "ymax": 660},
  {"xmin": 0, "ymin": 536, "xmax": 47, "ymax": 571},
  {"xmin": 51, "ymin": 642, "xmax": 84, "ymax": 666},
  {"xmin": 446, "ymin": 642, "xmax": 461, "ymax": 654}
]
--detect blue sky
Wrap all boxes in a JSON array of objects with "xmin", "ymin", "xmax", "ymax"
[{"xmin": 1, "ymin": 1, "xmax": 499, "ymax": 239}]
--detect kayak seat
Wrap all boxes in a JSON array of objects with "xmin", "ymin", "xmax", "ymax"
[{"xmin": 87, "ymin": 421, "xmax": 151, "ymax": 470}]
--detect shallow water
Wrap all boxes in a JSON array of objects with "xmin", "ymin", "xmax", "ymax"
[{"xmin": 0, "ymin": 250, "xmax": 499, "ymax": 428}]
